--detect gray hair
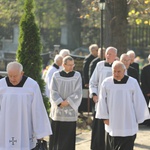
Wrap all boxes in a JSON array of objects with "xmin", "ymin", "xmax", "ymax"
[
  {"xmin": 89, "ymin": 44, "xmax": 98, "ymax": 53},
  {"xmin": 112, "ymin": 60, "xmax": 126, "ymax": 70},
  {"xmin": 6, "ymin": 61, "xmax": 23, "ymax": 73},
  {"xmin": 127, "ymin": 50, "xmax": 135, "ymax": 57},
  {"xmin": 59, "ymin": 49, "xmax": 70, "ymax": 58},
  {"xmin": 54, "ymin": 54, "xmax": 63, "ymax": 63},
  {"xmin": 120, "ymin": 53, "xmax": 129, "ymax": 61},
  {"xmin": 105, "ymin": 46, "xmax": 117, "ymax": 55},
  {"xmin": 63, "ymin": 56, "xmax": 74, "ymax": 64}
]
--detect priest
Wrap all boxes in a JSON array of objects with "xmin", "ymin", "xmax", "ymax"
[
  {"xmin": 0, "ymin": 61, "xmax": 52, "ymax": 150},
  {"xmin": 89, "ymin": 46, "xmax": 117, "ymax": 150},
  {"xmin": 96, "ymin": 61, "xmax": 150, "ymax": 150},
  {"xmin": 49, "ymin": 56, "xmax": 82, "ymax": 150}
]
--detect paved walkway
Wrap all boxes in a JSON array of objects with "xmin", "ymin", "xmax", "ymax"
[{"xmin": 76, "ymin": 125, "xmax": 150, "ymax": 150}]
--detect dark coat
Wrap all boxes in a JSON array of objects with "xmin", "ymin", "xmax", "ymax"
[
  {"xmin": 82, "ymin": 54, "xmax": 96, "ymax": 85},
  {"xmin": 130, "ymin": 62, "xmax": 139, "ymax": 75},
  {"xmin": 127, "ymin": 66, "xmax": 139, "ymax": 83},
  {"xmin": 89, "ymin": 57, "xmax": 101, "ymax": 77},
  {"xmin": 141, "ymin": 64, "xmax": 150, "ymax": 101}
]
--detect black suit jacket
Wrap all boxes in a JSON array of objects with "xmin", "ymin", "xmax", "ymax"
[
  {"xmin": 82, "ymin": 54, "xmax": 96, "ymax": 85},
  {"xmin": 141, "ymin": 64, "xmax": 150, "ymax": 96},
  {"xmin": 130, "ymin": 62, "xmax": 139, "ymax": 75},
  {"xmin": 127, "ymin": 66, "xmax": 139, "ymax": 83},
  {"xmin": 89, "ymin": 57, "xmax": 101, "ymax": 77}
]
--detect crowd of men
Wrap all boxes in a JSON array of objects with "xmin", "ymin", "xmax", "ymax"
[
  {"xmin": 82, "ymin": 44, "xmax": 150, "ymax": 150},
  {"xmin": 0, "ymin": 45, "xmax": 150, "ymax": 150}
]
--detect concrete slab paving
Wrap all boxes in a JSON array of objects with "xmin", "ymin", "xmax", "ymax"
[{"xmin": 76, "ymin": 125, "xmax": 150, "ymax": 150}]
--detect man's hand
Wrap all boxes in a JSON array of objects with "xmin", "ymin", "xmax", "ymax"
[
  {"xmin": 93, "ymin": 95, "xmax": 98, "ymax": 103},
  {"xmin": 85, "ymin": 84, "xmax": 89, "ymax": 88},
  {"xmin": 104, "ymin": 119, "xmax": 109, "ymax": 125},
  {"xmin": 147, "ymin": 93, "xmax": 150, "ymax": 97},
  {"xmin": 60, "ymin": 100, "xmax": 69, "ymax": 108}
]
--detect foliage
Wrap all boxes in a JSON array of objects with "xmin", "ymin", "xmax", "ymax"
[
  {"xmin": 16, "ymin": 0, "xmax": 50, "ymax": 114},
  {"xmin": 0, "ymin": 0, "xmax": 24, "ymax": 27},
  {"xmin": 0, "ymin": 0, "xmax": 65, "ymax": 51},
  {"xmin": 128, "ymin": 0, "xmax": 150, "ymax": 26},
  {"xmin": 79, "ymin": 0, "xmax": 150, "ymax": 28},
  {"xmin": 80, "ymin": 0, "xmax": 100, "ymax": 28},
  {"xmin": 0, "ymin": 0, "xmax": 65, "ymax": 28}
]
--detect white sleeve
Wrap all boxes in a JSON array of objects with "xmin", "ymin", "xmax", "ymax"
[
  {"xmin": 89, "ymin": 64, "xmax": 100, "ymax": 98},
  {"xmin": 96, "ymin": 81, "xmax": 109, "ymax": 119},
  {"xmin": 32, "ymin": 83, "xmax": 52, "ymax": 139}
]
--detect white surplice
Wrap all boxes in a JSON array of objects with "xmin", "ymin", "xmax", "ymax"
[
  {"xmin": 96, "ymin": 76, "xmax": 150, "ymax": 137},
  {"xmin": 89, "ymin": 60, "xmax": 112, "ymax": 110},
  {"xmin": 0, "ymin": 77, "xmax": 52, "ymax": 150}
]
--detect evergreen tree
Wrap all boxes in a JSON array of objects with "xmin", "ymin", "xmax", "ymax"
[{"xmin": 16, "ymin": 0, "xmax": 50, "ymax": 113}]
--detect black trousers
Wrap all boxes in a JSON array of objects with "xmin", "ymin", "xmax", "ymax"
[
  {"xmin": 49, "ymin": 120, "xmax": 76, "ymax": 150},
  {"xmin": 109, "ymin": 134, "xmax": 136, "ymax": 150},
  {"xmin": 91, "ymin": 112, "xmax": 105, "ymax": 150}
]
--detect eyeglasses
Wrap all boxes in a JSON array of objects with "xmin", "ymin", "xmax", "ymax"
[{"xmin": 65, "ymin": 64, "xmax": 75, "ymax": 67}]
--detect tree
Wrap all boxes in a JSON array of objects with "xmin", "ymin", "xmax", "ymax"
[
  {"xmin": 105, "ymin": 0, "xmax": 128, "ymax": 56},
  {"xmin": 62, "ymin": 0, "xmax": 82, "ymax": 50},
  {"xmin": 128, "ymin": 0, "xmax": 150, "ymax": 26},
  {"xmin": 16, "ymin": 0, "xmax": 50, "ymax": 113}
]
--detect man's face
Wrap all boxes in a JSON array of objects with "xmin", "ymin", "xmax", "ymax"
[
  {"xmin": 8, "ymin": 69, "xmax": 23, "ymax": 85},
  {"xmin": 63, "ymin": 60, "xmax": 75, "ymax": 72},
  {"xmin": 57, "ymin": 59, "xmax": 63, "ymax": 66},
  {"xmin": 112, "ymin": 64, "xmax": 125, "ymax": 81},
  {"xmin": 120, "ymin": 55, "xmax": 131, "ymax": 69},
  {"xmin": 92, "ymin": 47, "xmax": 98, "ymax": 57},
  {"xmin": 129, "ymin": 53, "xmax": 135, "ymax": 64},
  {"xmin": 105, "ymin": 49, "xmax": 116, "ymax": 63}
]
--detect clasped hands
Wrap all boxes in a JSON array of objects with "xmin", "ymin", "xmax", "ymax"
[{"xmin": 60, "ymin": 100, "xmax": 69, "ymax": 108}]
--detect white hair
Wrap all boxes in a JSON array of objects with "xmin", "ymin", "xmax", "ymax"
[
  {"xmin": 112, "ymin": 60, "xmax": 126, "ymax": 70},
  {"xmin": 54, "ymin": 54, "xmax": 63, "ymax": 63},
  {"xmin": 105, "ymin": 46, "xmax": 117, "ymax": 55},
  {"xmin": 6, "ymin": 61, "xmax": 23, "ymax": 72},
  {"xmin": 120, "ymin": 53, "xmax": 129, "ymax": 61},
  {"xmin": 127, "ymin": 50, "xmax": 135, "ymax": 56},
  {"xmin": 89, "ymin": 44, "xmax": 98, "ymax": 53},
  {"xmin": 59, "ymin": 49, "xmax": 70, "ymax": 58}
]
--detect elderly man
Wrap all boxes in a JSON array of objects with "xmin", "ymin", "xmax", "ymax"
[
  {"xmin": 83, "ymin": 44, "xmax": 98, "ymax": 88},
  {"xmin": 0, "ymin": 61, "xmax": 52, "ymax": 150},
  {"xmin": 89, "ymin": 46, "xmax": 117, "ymax": 150},
  {"xmin": 96, "ymin": 61, "xmax": 150, "ymax": 150},
  {"xmin": 89, "ymin": 48, "xmax": 105, "ymax": 77},
  {"xmin": 44, "ymin": 54, "xmax": 63, "ymax": 98},
  {"xmin": 120, "ymin": 53, "xmax": 139, "ymax": 82},
  {"xmin": 59, "ymin": 49, "xmax": 70, "ymax": 58},
  {"xmin": 49, "ymin": 56, "xmax": 82, "ymax": 150},
  {"xmin": 127, "ymin": 50, "xmax": 139, "ymax": 75}
]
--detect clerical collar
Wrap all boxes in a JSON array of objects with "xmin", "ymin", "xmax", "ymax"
[
  {"xmin": 113, "ymin": 75, "xmax": 129, "ymax": 84},
  {"xmin": 60, "ymin": 70, "xmax": 75, "ymax": 77},
  {"xmin": 6, "ymin": 75, "xmax": 28, "ymax": 87},
  {"xmin": 104, "ymin": 62, "xmax": 112, "ymax": 67},
  {"xmin": 53, "ymin": 63, "xmax": 59, "ymax": 69}
]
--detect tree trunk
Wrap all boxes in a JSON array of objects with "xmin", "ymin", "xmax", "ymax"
[
  {"xmin": 105, "ymin": 0, "xmax": 128, "ymax": 57},
  {"xmin": 65, "ymin": 0, "xmax": 82, "ymax": 50}
]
